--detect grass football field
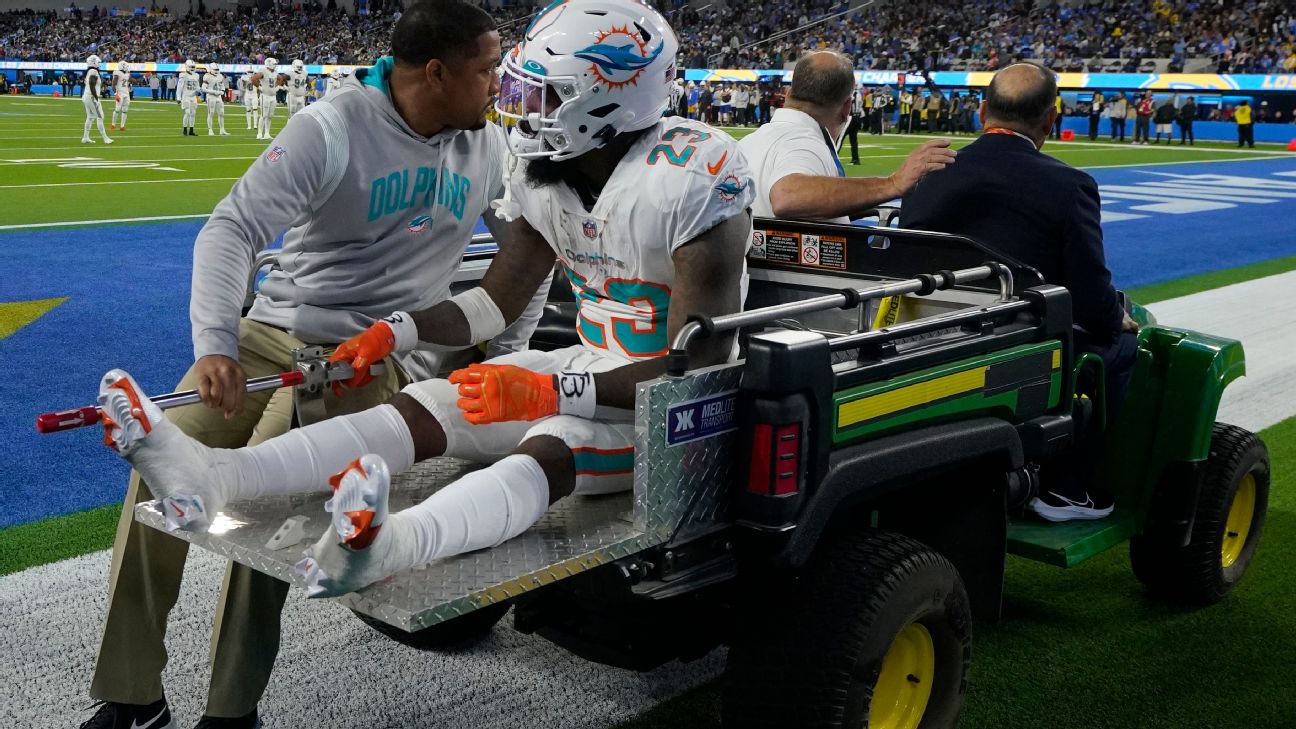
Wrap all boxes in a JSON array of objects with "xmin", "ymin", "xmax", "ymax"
[{"xmin": 2, "ymin": 93, "xmax": 1295, "ymax": 728}]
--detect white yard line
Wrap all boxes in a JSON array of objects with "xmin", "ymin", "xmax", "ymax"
[
  {"xmin": 0, "ymin": 177, "xmax": 238, "ymax": 189},
  {"xmin": 1147, "ymin": 269, "xmax": 1296, "ymax": 433},
  {"xmin": 1, "ymin": 141, "xmax": 269, "ymax": 152},
  {"xmin": 0, "ymin": 214, "xmax": 210, "ymax": 230},
  {"xmin": 1083, "ymin": 155, "xmax": 1296, "ymax": 170},
  {"xmin": 0, "ymin": 156, "xmax": 258, "ymax": 166}
]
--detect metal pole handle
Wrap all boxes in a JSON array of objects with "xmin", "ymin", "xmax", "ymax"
[{"xmin": 35, "ymin": 361, "xmax": 383, "ymax": 434}]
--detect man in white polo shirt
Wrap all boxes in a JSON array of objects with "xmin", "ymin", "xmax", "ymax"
[{"xmin": 739, "ymin": 51, "xmax": 956, "ymax": 223}]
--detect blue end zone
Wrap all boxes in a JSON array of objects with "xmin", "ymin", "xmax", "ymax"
[
  {"xmin": 1, "ymin": 221, "xmax": 201, "ymax": 528},
  {"xmin": 1089, "ymin": 158, "xmax": 1296, "ymax": 289},
  {"xmin": 2, "ymin": 157, "xmax": 1293, "ymax": 528}
]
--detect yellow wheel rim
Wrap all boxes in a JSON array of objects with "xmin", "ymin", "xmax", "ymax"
[
  {"xmin": 1222, "ymin": 473, "xmax": 1256, "ymax": 569},
  {"xmin": 870, "ymin": 623, "xmax": 936, "ymax": 729}
]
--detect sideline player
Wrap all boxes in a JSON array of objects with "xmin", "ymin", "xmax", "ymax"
[
  {"xmin": 111, "ymin": 61, "xmax": 132, "ymax": 131},
  {"xmin": 249, "ymin": 57, "xmax": 281, "ymax": 140},
  {"xmin": 203, "ymin": 62, "xmax": 232, "ymax": 135},
  {"xmin": 178, "ymin": 59, "xmax": 202, "ymax": 136},
  {"xmin": 240, "ymin": 69, "xmax": 260, "ymax": 130},
  {"xmin": 287, "ymin": 58, "xmax": 310, "ymax": 115},
  {"xmin": 323, "ymin": 68, "xmax": 342, "ymax": 97},
  {"xmin": 76, "ymin": 2, "xmax": 547, "ymax": 727},
  {"xmin": 81, "ymin": 54, "xmax": 113, "ymax": 144},
  {"xmin": 98, "ymin": 0, "xmax": 754, "ymax": 600}
]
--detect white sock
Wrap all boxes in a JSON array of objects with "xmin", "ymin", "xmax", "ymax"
[
  {"xmin": 120, "ymin": 111, "xmax": 127, "ymax": 126},
  {"xmin": 96, "ymin": 119, "xmax": 109, "ymax": 140},
  {"xmin": 398, "ymin": 453, "xmax": 549, "ymax": 564},
  {"xmin": 235, "ymin": 403, "xmax": 416, "ymax": 500},
  {"xmin": 83, "ymin": 118, "xmax": 92, "ymax": 139}
]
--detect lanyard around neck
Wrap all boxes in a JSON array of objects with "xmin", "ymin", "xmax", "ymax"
[{"xmin": 983, "ymin": 127, "xmax": 1038, "ymax": 149}]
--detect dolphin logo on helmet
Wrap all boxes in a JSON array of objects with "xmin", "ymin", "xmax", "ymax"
[
  {"xmin": 495, "ymin": 0, "xmax": 679, "ymax": 161},
  {"xmin": 574, "ymin": 40, "xmax": 663, "ymax": 74}
]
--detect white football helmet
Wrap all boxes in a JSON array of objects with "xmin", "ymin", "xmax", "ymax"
[
  {"xmin": 329, "ymin": 69, "xmax": 341, "ymax": 80},
  {"xmin": 117, "ymin": 61, "xmax": 130, "ymax": 73},
  {"xmin": 207, "ymin": 62, "xmax": 220, "ymax": 74},
  {"xmin": 291, "ymin": 59, "xmax": 304, "ymax": 72},
  {"xmin": 86, "ymin": 54, "xmax": 101, "ymax": 68},
  {"xmin": 496, "ymin": 0, "xmax": 679, "ymax": 161},
  {"xmin": 184, "ymin": 59, "xmax": 195, "ymax": 72},
  {"xmin": 265, "ymin": 58, "xmax": 278, "ymax": 73}
]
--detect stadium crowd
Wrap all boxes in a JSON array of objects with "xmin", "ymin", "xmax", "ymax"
[{"xmin": 1, "ymin": 0, "xmax": 1293, "ymax": 75}]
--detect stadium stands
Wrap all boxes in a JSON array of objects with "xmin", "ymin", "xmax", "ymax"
[{"xmin": 0, "ymin": 0, "xmax": 1292, "ymax": 75}]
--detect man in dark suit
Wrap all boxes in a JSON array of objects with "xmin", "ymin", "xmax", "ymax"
[{"xmin": 902, "ymin": 63, "xmax": 1139, "ymax": 523}]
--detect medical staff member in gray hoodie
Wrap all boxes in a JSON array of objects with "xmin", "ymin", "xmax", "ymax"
[{"xmin": 79, "ymin": 2, "xmax": 543, "ymax": 728}]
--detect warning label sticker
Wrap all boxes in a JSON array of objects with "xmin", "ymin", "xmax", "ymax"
[
  {"xmin": 818, "ymin": 235, "xmax": 847, "ymax": 269},
  {"xmin": 763, "ymin": 231, "xmax": 801, "ymax": 264},
  {"xmin": 752, "ymin": 230, "xmax": 847, "ymax": 270}
]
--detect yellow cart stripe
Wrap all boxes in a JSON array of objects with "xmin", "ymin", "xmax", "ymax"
[{"xmin": 838, "ymin": 367, "xmax": 987, "ymax": 427}]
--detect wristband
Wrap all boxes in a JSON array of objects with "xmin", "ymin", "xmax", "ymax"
[
  {"xmin": 556, "ymin": 371, "xmax": 597, "ymax": 418},
  {"xmin": 380, "ymin": 311, "xmax": 419, "ymax": 354}
]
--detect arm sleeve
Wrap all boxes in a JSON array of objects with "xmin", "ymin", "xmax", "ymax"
[
  {"xmin": 190, "ymin": 113, "xmax": 328, "ymax": 360},
  {"xmin": 670, "ymin": 141, "xmax": 758, "ymax": 252},
  {"xmin": 1063, "ymin": 173, "xmax": 1123, "ymax": 343}
]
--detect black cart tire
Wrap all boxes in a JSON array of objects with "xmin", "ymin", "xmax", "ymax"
[
  {"xmin": 722, "ymin": 530, "xmax": 972, "ymax": 729},
  {"xmin": 351, "ymin": 601, "xmax": 511, "ymax": 651},
  {"xmin": 1131, "ymin": 422, "xmax": 1269, "ymax": 605}
]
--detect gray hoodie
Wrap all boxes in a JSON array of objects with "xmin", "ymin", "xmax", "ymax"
[{"xmin": 190, "ymin": 57, "xmax": 534, "ymax": 380}]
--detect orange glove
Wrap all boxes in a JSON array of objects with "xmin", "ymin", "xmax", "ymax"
[
  {"xmin": 329, "ymin": 321, "xmax": 395, "ymax": 395},
  {"xmin": 450, "ymin": 363, "xmax": 557, "ymax": 425}
]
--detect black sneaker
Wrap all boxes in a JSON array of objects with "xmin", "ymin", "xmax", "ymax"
[
  {"xmin": 79, "ymin": 699, "xmax": 174, "ymax": 729},
  {"xmin": 192, "ymin": 709, "xmax": 261, "ymax": 729},
  {"xmin": 1029, "ymin": 489, "xmax": 1115, "ymax": 522}
]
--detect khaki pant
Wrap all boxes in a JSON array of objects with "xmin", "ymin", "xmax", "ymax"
[{"xmin": 90, "ymin": 318, "xmax": 408, "ymax": 717}]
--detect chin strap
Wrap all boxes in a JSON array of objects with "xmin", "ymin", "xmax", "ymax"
[{"xmin": 490, "ymin": 154, "xmax": 522, "ymax": 222}]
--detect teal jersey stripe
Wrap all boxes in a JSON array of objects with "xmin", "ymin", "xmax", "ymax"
[{"xmin": 573, "ymin": 448, "xmax": 633, "ymax": 475}]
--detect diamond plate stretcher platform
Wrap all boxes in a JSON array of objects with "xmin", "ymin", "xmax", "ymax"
[
  {"xmin": 135, "ymin": 365, "xmax": 743, "ymax": 633},
  {"xmin": 136, "ymin": 458, "xmax": 646, "ymax": 632}
]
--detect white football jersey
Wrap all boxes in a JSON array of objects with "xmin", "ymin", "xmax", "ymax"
[
  {"xmin": 513, "ymin": 117, "xmax": 755, "ymax": 362},
  {"xmin": 179, "ymin": 71, "xmax": 201, "ymax": 99},
  {"xmin": 288, "ymin": 69, "xmax": 310, "ymax": 96},
  {"xmin": 113, "ymin": 70, "xmax": 132, "ymax": 96},
  {"xmin": 258, "ymin": 70, "xmax": 278, "ymax": 96},
  {"xmin": 202, "ymin": 72, "xmax": 228, "ymax": 98},
  {"xmin": 83, "ymin": 68, "xmax": 100, "ymax": 98}
]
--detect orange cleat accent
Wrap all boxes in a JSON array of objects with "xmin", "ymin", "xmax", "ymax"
[
  {"xmin": 100, "ymin": 377, "xmax": 151, "ymax": 450},
  {"xmin": 328, "ymin": 457, "xmax": 383, "ymax": 549}
]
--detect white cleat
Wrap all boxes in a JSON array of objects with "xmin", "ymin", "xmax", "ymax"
[
  {"xmin": 81, "ymin": 138, "xmax": 94, "ymax": 144},
  {"xmin": 103, "ymin": 138, "xmax": 114, "ymax": 145},
  {"xmin": 220, "ymin": 131, "xmax": 231, "ymax": 136},
  {"xmin": 294, "ymin": 454, "xmax": 411, "ymax": 598},
  {"xmin": 97, "ymin": 368, "xmax": 239, "ymax": 533},
  {"xmin": 208, "ymin": 130, "xmax": 215, "ymax": 136}
]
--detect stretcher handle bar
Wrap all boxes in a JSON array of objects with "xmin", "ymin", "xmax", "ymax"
[
  {"xmin": 666, "ymin": 264, "xmax": 1002, "ymax": 376},
  {"xmin": 35, "ymin": 362, "xmax": 383, "ymax": 434}
]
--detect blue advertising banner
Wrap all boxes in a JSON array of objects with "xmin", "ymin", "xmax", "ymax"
[{"xmin": 681, "ymin": 69, "xmax": 1296, "ymax": 93}]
